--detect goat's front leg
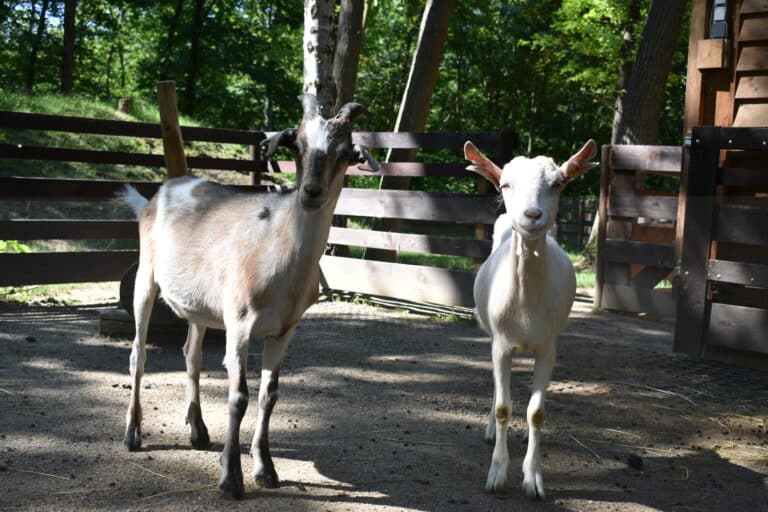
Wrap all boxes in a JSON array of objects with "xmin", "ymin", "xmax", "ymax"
[
  {"xmin": 251, "ymin": 327, "xmax": 294, "ymax": 488},
  {"xmin": 522, "ymin": 347, "xmax": 555, "ymax": 500},
  {"xmin": 183, "ymin": 322, "xmax": 209, "ymax": 449},
  {"xmin": 124, "ymin": 263, "xmax": 158, "ymax": 451},
  {"xmin": 219, "ymin": 330, "xmax": 250, "ymax": 500},
  {"xmin": 485, "ymin": 342, "xmax": 512, "ymax": 493}
]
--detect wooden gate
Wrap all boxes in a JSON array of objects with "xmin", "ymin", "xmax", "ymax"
[
  {"xmin": 595, "ymin": 144, "xmax": 682, "ymax": 319},
  {"xmin": 674, "ymin": 126, "xmax": 768, "ymax": 359}
]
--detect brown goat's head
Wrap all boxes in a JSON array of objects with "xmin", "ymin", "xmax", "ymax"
[{"xmin": 263, "ymin": 94, "xmax": 379, "ymax": 211}]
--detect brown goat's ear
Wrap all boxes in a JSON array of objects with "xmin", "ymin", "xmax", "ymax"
[
  {"xmin": 351, "ymin": 144, "xmax": 380, "ymax": 172},
  {"xmin": 261, "ymin": 129, "xmax": 297, "ymax": 159},
  {"xmin": 464, "ymin": 141, "xmax": 502, "ymax": 191},
  {"xmin": 560, "ymin": 139, "xmax": 598, "ymax": 181},
  {"xmin": 335, "ymin": 102, "xmax": 366, "ymax": 124}
]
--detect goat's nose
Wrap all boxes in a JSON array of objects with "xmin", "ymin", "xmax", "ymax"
[
  {"xmin": 524, "ymin": 207, "xmax": 543, "ymax": 220},
  {"xmin": 303, "ymin": 183, "xmax": 322, "ymax": 197}
]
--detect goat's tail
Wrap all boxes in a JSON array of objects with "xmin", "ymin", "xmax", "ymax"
[{"xmin": 118, "ymin": 185, "xmax": 149, "ymax": 217}]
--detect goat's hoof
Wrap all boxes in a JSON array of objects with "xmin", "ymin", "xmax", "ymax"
[
  {"xmin": 189, "ymin": 423, "xmax": 210, "ymax": 450},
  {"xmin": 123, "ymin": 425, "xmax": 142, "ymax": 451},
  {"xmin": 484, "ymin": 462, "xmax": 508, "ymax": 494},
  {"xmin": 219, "ymin": 474, "xmax": 245, "ymax": 500},
  {"xmin": 254, "ymin": 467, "xmax": 279, "ymax": 488},
  {"xmin": 522, "ymin": 473, "xmax": 545, "ymax": 500}
]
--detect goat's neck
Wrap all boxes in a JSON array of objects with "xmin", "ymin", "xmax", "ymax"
[
  {"xmin": 508, "ymin": 230, "xmax": 548, "ymax": 287},
  {"xmin": 288, "ymin": 175, "xmax": 344, "ymax": 263}
]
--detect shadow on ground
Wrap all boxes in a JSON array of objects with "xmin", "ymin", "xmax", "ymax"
[{"xmin": 1, "ymin": 298, "xmax": 766, "ymax": 511}]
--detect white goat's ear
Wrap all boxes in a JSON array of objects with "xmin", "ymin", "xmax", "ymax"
[
  {"xmin": 351, "ymin": 144, "xmax": 380, "ymax": 172},
  {"xmin": 560, "ymin": 139, "xmax": 598, "ymax": 181},
  {"xmin": 464, "ymin": 141, "xmax": 502, "ymax": 191}
]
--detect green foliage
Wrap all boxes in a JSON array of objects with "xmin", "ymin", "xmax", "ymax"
[
  {"xmin": 0, "ymin": 240, "xmax": 31, "ymax": 253},
  {"xmin": 0, "ymin": 0, "xmax": 690, "ymax": 200}
]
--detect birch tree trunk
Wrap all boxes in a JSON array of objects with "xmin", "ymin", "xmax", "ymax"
[
  {"xmin": 303, "ymin": 0, "xmax": 336, "ymax": 116},
  {"xmin": 365, "ymin": 0, "xmax": 454, "ymax": 262}
]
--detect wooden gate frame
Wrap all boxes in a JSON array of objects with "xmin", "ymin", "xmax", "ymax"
[{"xmin": 673, "ymin": 125, "xmax": 768, "ymax": 358}]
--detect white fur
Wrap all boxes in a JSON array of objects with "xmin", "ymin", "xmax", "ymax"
[
  {"xmin": 304, "ymin": 116, "xmax": 329, "ymax": 152},
  {"xmin": 118, "ymin": 185, "xmax": 149, "ymax": 216},
  {"xmin": 472, "ymin": 141, "xmax": 596, "ymax": 500}
]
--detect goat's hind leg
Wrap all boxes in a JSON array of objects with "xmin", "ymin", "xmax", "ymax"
[
  {"xmin": 485, "ymin": 342, "xmax": 512, "ymax": 493},
  {"xmin": 521, "ymin": 347, "xmax": 555, "ymax": 500},
  {"xmin": 183, "ymin": 322, "xmax": 210, "ymax": 449},
  {"xmin": 250, "ymin": 327, "xmax": 294, "ymax": 488},
  {"xmin": 123, "ymin": 263, "xmax": 158, "ymax": 451}
]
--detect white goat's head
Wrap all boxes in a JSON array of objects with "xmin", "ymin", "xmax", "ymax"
[
  {"xmin": 263, "ymin": 94, "xmax": 379, "ymax": 210},
  {"xmin": 464, "ymin": 140, "xmax": 597, "ymax": 240}
]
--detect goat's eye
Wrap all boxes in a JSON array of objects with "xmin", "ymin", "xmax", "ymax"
[{"xmin": 550, "ymin": 176, "xmax": 566, "ymax": 190}]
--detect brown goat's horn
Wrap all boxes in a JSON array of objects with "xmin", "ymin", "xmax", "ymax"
[{"xmin": 299, "ymin": 94, "xmax": 319, "ymax": 117}]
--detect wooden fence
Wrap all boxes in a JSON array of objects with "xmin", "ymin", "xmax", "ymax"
[
  {"xmin": 0, "ymin": 109, "xmax": 517, "ymax": 308},
  {"xmin": 556, "ymin": 197, "xmax": 596, "ymax": 249},
  {"xmin": 595, "ymin": 144, "xmax": 682, "ymax": 320},
  {"xmin": 674, "ymin": 126, "xmax": 768, "ymax": 359}
]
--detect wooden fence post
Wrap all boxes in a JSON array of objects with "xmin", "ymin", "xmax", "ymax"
[
  {"xmin": 156, "ymin": 81, "xmax": 187, "ymax": 178},
  {"xmin": 673, "ymin": 126, "xmax": 720, "ymax": 357},
  {"xmin": 249, "ymin": 131, "xmax": 267, "ymax": 187},
  {"xmin": 595, "ymin": 144, "xmax": 611, "ymax": 309}
]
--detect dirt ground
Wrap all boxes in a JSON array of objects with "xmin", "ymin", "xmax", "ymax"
[{"xmin": 1, "ymin": 289, "xmax": 766, "ymax": 512}]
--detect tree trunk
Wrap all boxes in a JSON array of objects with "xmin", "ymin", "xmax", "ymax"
[
  {"xmin": 183, "ymin": 0, "xmax": 205, "ymax": 115},
  {"xmin": 332, "ymin": 0, "xmax": 364, "ymax": 111},
  {"xmin": 303, "ymin": 0, "xmax": 336, "ymax": 116},
  {"xmin": 612, "ymin": 0, "xmax": 687, "ymax": 144},
  {"xmin": 161, "ymin": 0, "xmax": 185, "ymax": 79},
  {"xmin": 365, "ymin": 0, "xmax": 454, "ymax": 262},
  {"xmin": 60, "ymin": 0, "xmax": 77, "ymax": 94},
  {"xmin": 25, "ymin": 0, "xmax": 49, "ymax": 94}
]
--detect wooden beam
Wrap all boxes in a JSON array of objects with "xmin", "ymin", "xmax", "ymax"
[
  {"xmin": 609, "ymin": 145, "xmax": 683, "ymax": 174},
  {"xmin": 156, "ymin": 81, "xmax": 187, "ymax": 178},
  {"xmin": 327, "ymin": 227, "xmax": 491, "ymax": 258},
  {"xmin": 673, "ymin": 127, "xmax": 721, "ymax": 357},
  {"xmin": 709, "ymin": 259, "xmax": 768, "ymax": 287},
  {"xmin": 319, "ymin": 255, "xmax": 475, "ymax": 307},
  {"xmin": 608, "ymin": 190, "xmax": 678, "ymax": 219},
  {"xmin": 334, "ymin": 188, "xmax": 497, "ymax": 224},
  {"xmin": 697, "ymin": 38, "xmax": 728, "ymax": 69},
  {"xmin": 684, "ymin": 0, "xmax": 710, "ymax": 132},
  {"xmin": 0, "ymin": 219, "xmax": 138, "ymax": 240},
  {"xmin": 601, "ymin": 285, "xmax": 676, "ymax": 318},
  {"xmin": 605, "ymin": 239, "xmax": 676, "ymax": 267},
  {"xmin": 708, "ymin": 303, "xmax": 768, "ymax": 354},
  {"xmin": 716, "ymin": 203, "xmax": 768, "ymax": 245},
  {"xmin": 595, "ymin": 145, "xmax": 611, "ymax": 309},
  {"xmin": 0, "ymin": 251, "xmax": 138, "ymax": 286}
]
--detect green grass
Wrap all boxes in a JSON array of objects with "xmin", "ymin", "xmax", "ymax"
[{"xmin": 0, "ymin": 91, "xmax": 249, "ymax": 181}]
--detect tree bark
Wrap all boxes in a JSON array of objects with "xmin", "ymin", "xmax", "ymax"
[
  {"xmin": 183, "ymin": 0, "xmax": 205, "ymax": 115},
  {"xmin": 365, "ymin": 0, "xmax": 454, "ymax": 262},
  {"xmin": 60, "ymin": 0, "xmax": 77, "ymax": 94},
  {"xmin": 303, "ymin": 0, "xmax": 336, "ymax": 116},
  {"xmin": 25, "ymin": 0, "xmax": 49, "ymax": 94},
  {"xmin": 612, "ymin": 0, "xmax": 687, "ymax": 144},
  {"xmin": 332, "ymin": 0, "xmax": 364, "ymax": 111}
]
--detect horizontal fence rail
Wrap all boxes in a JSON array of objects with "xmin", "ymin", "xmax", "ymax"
[{"xmin": 1, "ymin": 110, "xmax": 521, "ymax": 307}]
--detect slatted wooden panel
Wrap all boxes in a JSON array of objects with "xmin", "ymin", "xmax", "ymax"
[
  {"xmin": 596, "ymin": 145, "xmax": 682, "ymax": 319},
  {"xmin": 674, "ymin": 126, "xmax": 768, "ymax": 359},
  {"xmin": 1, "ymin": 111, "xmax": 518, "ymax": 306}
]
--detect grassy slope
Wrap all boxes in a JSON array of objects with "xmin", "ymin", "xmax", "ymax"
[{"xmin": 0, "ymin": 92, "xmax": 249, "ymax": 181}]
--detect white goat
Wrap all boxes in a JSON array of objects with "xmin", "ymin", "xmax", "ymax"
[
  {"xmin": 464, "ymin": 139, "xmax": 597, "ymax": 499},
  {"xmin": 119, "ymin": 94, "xmax": 378, "ymax": 500}
]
